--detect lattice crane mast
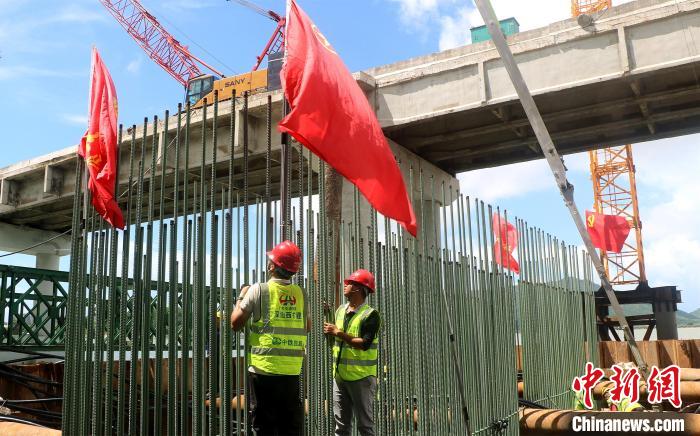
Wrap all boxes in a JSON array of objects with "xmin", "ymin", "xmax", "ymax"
[
  {"xmin": 571, "ymin": 0, "xmax": 647, "ymax": 286},
  {"xmin": 226, "ymin": 0, "xmax": 286, "ymax": 71},
  {"xmin": 98, "ymin": 0, "xmax": 225, "ymax": 87}
]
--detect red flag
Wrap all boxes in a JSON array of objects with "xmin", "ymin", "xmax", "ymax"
[
  {"xmin": 493, "ymin": 213, "xmax": 519, "ymax": 274},
  {"xmin": 585, "ymin": 211, "xmax": 631, "ymax": 253},
  {"xmin": 78, "ymin": 47, "xmax": 124, "ymax": 229},
  {"xmin": 278, "ymin": 0, "xmax": 417, "ymax": 236}
]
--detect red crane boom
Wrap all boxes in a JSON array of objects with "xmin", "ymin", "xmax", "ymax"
[
  {"xmin": 226, "ymin": 0, "xmax": 285, "ymax": 71},
  {"xmin": 99, "ymin": 0, "xmax": 225, "ymax": 87}
]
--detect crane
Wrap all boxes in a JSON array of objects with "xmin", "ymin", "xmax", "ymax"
[
  {"xmin": 227, "ymin": 0, "xmax": 286, "ymax": 71},
  {"xmin": 99, "ymin": 0, "xmax": 285, "ymax": 107},
  {"xmin": 98, "ymin": 0, "xmax": 225, "ymax": 87},
  {"xmin": 571, "ymin": 0, "xmax": 647, "ymax": 286}
]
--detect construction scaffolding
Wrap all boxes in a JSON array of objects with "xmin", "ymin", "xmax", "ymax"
[{"xmin": 59, "ymin": 93, "xmax": 598, "ymax": 435}]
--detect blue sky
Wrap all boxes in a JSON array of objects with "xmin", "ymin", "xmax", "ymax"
[{"xmin": 1, "ymin": 0, "xmax": 698, "ymax": 311}]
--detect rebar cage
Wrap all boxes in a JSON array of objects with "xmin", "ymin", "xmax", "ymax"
[{"xmin": 61, "ymin": 92, "xmax": 598, "ymax": 435}]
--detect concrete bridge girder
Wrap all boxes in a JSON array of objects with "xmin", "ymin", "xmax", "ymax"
[
  {"xmin": 0, "ymin": 222, "xmax": 70, "ymax": 256},
  {"xmin": 0, "ymin": 88, "xmax": 456, "ymax": 238}
]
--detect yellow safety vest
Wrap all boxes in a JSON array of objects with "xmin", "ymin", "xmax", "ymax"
[
  {"xmin": 332, "ymin": 303, "xmax": 379, "ymax": 381},
  {"xmin": 610, "ymin": 396, "xmax": 644, "ymax": 412},
  {"xmin": 249, "ymin": 281, "xmax": 307, "ymax": 375}
]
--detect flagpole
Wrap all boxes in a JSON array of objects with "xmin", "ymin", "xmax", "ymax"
[
  {"xmin": 280, "ymin": 118, "xmax": 290, "ymax": 242},
  {"xmin": 279, "ymin": 0, "xmax": 292, "ymax": 242}
]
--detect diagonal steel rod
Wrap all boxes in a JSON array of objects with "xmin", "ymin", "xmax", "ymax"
[{"xmin": 473, "ymin": 0, "xmax": 648, "ymax": 376}]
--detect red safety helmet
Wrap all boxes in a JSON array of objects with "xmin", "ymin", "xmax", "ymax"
[
  {"xmin": 344, "ymin": 269, "xmax": 376, "ymax": 293},
  {"xmin": 267, "ymin": 240, "xmax": 302, "ymax": 273}
]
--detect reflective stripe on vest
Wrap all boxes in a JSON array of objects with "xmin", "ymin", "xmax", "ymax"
[
  {"xmin": 249, "ymin": 281, "xmax": 307, "ymax": 375},
  {"xmin": 332, "ymin": 303, "xmax": 379, "ymax": 381}
]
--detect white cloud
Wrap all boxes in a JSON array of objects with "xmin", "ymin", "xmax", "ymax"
[
  {"xmin": 389, "ymin": 0, "xmax": 458, "ymax": 36},
  {"xmin": 0, "ymin": 0, "xmax": 30, "ymax": 14},
  {"xmin": 49, "ymin": 5, "xmax": 107, "ymax": 25},
  {"xmin": 126, "ymin": 57, "xmax": 143, "ymax": 74},
  {"xmin": 629, "ymin": 138, "xmax": 700, "ymax": 306},
  {"xmin": 160, "ymin": 0, "xmax": 219, "ymax": 12},
  {"xmin": 454, "ymin": 150, "xmax": 590, "ymax": 204},
  {"xmin": 0, "ymin": 4, "xmax": 106, "ymax": 55},
  {"xmin": 469, "ymin": 0, "xmax": 569, "ymax": 32},
  {"xmin": 396, "ymin": 0, "xmax": 638, "ymax": 52},
  {"xmin": 390, "ymin": 0, "xmax": 447, "ymax": 20},
  {"xmin": 0, "ymin": 65, "xmax": 82, "ymax": 81},
  {"xmin": 439, "ymin": 8, "xmax": 479, "ymax": 50},
  {"xmin": 62, "ymin": 114, "xmax": 88, "ymax": 125},
  {"xmin": 457, "ymin": 158, "xmax": 553, "ymax": 202}
]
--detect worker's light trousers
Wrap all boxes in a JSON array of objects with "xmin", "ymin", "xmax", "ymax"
[{"xmin": 333, "ymin": 376, "xmax": 377, "ymax": 436}]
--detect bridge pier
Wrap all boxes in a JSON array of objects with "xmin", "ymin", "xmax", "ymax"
[{"xmin": 654, "ymin": 300, "xmax": 679, "ymax": 340}]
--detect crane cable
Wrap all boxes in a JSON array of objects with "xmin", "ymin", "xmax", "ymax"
[{"xmin": 147, "ymin": 3, "xmax": 239, "ymax": 77}]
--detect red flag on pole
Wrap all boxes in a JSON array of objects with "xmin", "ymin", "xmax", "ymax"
[
  {"xmin": 493, "ymin": 213, "xmax": 519, "ymax": 274},
  {"xmin": 585, "ymin": 210, "xmax": 631, "ymax": 253},
  {"xmin": 278, "ymin": 0, "xmax": 417, "ymax": 236},
  {"xmin": 78, "ymin": 47, "xmax": 124, "ymax": 229}
]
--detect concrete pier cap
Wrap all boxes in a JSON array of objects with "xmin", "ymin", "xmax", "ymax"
[
  {"xmin": 339, "ymin": 70, "xmax": 460, "ymax": 249},
  {"xmin": 0, "ymin": 222, "xmax": 70, "ymax": 258},
  {"xmin": 339, "ymin": 137, "xmax": 459, "ymax": 247}
]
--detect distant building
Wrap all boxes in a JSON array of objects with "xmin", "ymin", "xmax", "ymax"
[{"xmin": 470, "ymin": 17, "xmax": 520, "ymax": 43}]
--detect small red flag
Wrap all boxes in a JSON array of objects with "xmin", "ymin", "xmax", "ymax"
[
  {"xmin": 78, "ymin": 47, "xmax": 124, "ymax": 229},
  {"xmin": 278, "ymin": 0, "xmax": 417, "ymax": 236},
  {"xmin": 585, "ymin": 211, "xmax": 631, "ymax": 253},
  {"xmin": 493, "ymin": 213, "xmax": 519, "ymax": 274}
]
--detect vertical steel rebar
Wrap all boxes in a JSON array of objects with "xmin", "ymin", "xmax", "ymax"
[
  {"xmin": 208, "ymin": 93, "xmax": 220, "ymax": 436},
  {"xmin": 62, "ymin": 94, "xmax": 604, "ymax": 436}
]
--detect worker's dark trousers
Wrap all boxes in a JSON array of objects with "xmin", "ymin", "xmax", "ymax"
[{"xmin": 248, "ymin": 372, "xmax": 303, "ymax": 436}]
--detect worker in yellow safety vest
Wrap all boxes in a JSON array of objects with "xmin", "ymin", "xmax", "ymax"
[
  {"xmin": 231, "ymin": 240, "xmax": 309, "ymax": 436},
  {"xmin": 602, "ymin": 386, "xmax": 644, "ymax": 412},
  {"xmin": 323, "ymin": 269, "xmax": 381, "ymax": 436},
  {"xmin": 573, "ymin": 386, "xmax": 644, "ymax": 412}
]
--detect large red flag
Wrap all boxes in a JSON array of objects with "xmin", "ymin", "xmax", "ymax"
[
  {"xmin": 493, "ymin": 213, "xmax": 519, "ymax": 274},
  {"xmin": 585, "ymin": 210, "xmax": 631, "ymax": 253},
  {"xmin": 278, "ymin": 0, "xmax": 417, "ymax": 236},
  {"xmin": 78, "ymin": 47, "xmax": 124, "ymax": 229}
]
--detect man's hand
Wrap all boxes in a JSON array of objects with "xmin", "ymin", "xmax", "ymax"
[
  {"xmin": 323, "ymin": 322, "xmax": 339, "ymax": 336},
  {"xmin": 324, "ymin": 323, "xmax": 366, "ymax": 349}
]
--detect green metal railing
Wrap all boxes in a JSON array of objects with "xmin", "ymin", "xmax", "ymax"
[
  {"xmin": 0, "ymin": 265, "xmax": 218, "ymax": 351},
  {"xmin": 0, "ymin": 265, "xmax": 69, "ymax": 348},
  {"xmin": 59, "ymin": 94, "xmax": 598, "ymax": 435}
]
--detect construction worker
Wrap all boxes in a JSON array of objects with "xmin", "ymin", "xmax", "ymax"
[
  {"xmin": 323, "ymin": 269, "xmax": 381, "ymax": 436},
  {"xmin": 602, "ymin": 385, "xmax": 645, "ymax": 412},
  {"xmin": 231, "ymin": 240, "xmax": 309, "ymax": 436}
]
